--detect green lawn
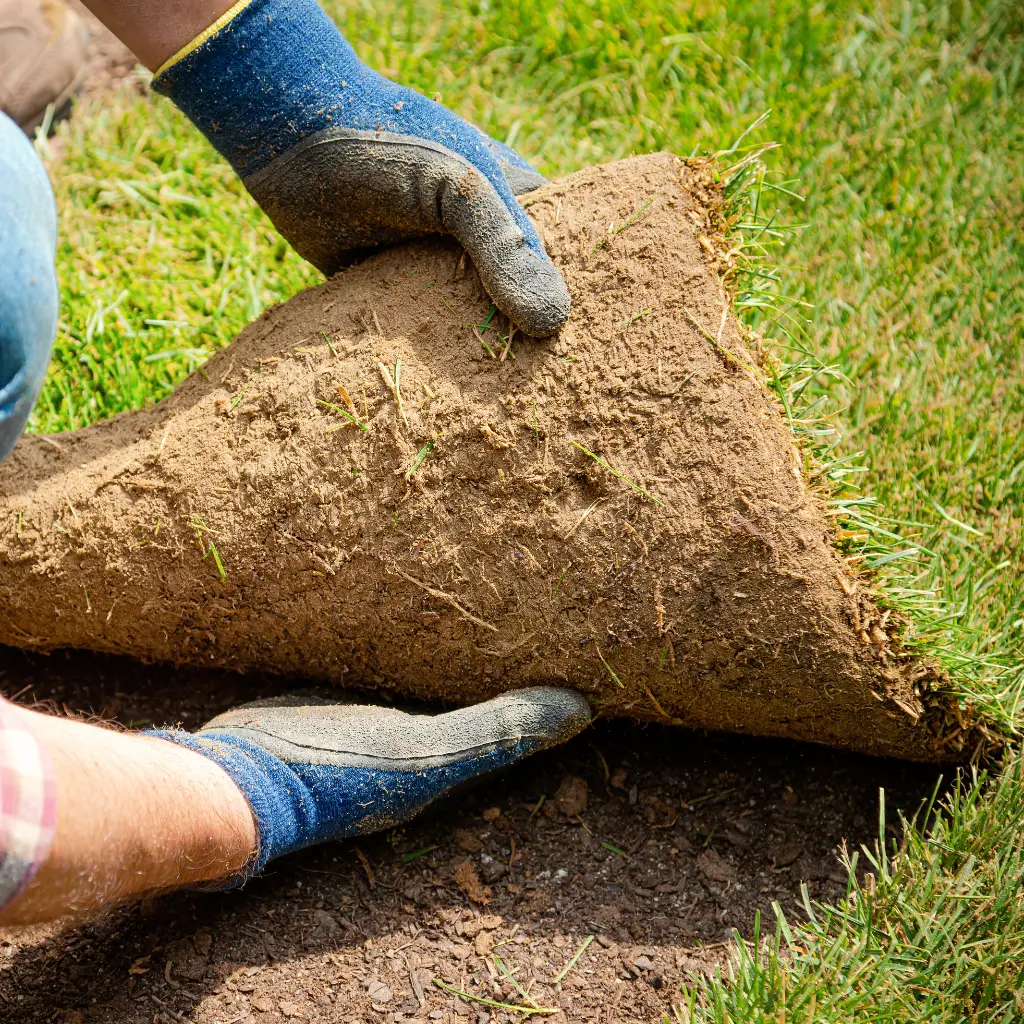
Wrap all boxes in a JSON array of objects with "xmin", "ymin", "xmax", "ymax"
[{"xmin": 35, "ymin": 0, "xmax": 1024, "ymax": 1018}]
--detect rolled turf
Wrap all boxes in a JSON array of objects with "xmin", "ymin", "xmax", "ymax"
[{"xmin": 0, "ymin": 154, "xmax": 985, "ymax": 760}]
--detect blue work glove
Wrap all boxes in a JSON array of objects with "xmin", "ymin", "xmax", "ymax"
[
  {"xmin": 152, "ymin": 0, "xmax": 570, "ymax": 338},
  {"xmin": 151, "ymin": 688, "xmax": 590, "ymax": 882}
]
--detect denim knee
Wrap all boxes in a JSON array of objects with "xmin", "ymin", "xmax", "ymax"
[{"xmin": 0, "ymin": 111, "xmax": 58, "ymax": 463}]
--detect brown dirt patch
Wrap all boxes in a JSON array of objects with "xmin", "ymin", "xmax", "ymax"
[
  {"xmin": 69, "ymin": 1, "xmax": 137, "ymax": 100},
  {"xmin": 0, "ymin": 646, "xmax": 945, "ymax": 1023},
  {"xmin": 0, "ymin": 153, "xmax": 976, "ymax": 760}
]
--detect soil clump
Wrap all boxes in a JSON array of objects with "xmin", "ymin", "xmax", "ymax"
[{"xmin": 0, "ymin": 154, "xmax": 973, "ymax": 760}]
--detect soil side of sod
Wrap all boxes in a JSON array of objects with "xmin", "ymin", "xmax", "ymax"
[
  {"xmin": 0, "ymin": 154, "xmax": 982, "ymax": 761},
  {"xmin": 0, "ymin": 646, "xmax": 946, "ymax": 1024}
]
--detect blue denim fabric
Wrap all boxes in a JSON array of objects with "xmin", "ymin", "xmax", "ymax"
[{"xmin": 0, "ymin": 112, "xmax": 58, "ymax": 462}]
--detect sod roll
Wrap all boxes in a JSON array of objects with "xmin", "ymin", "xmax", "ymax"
[{"xmin": 0, "ymin": 154, "xmax": 976, "ymax": 761}]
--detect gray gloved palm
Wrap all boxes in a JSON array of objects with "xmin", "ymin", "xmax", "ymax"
[
  {"xmin": 153, "ymin": 0, "xmax": 570, "ymax": 337},
  {"xmin": 150, "ymin": 687, "xmax": 591, "ymax": 881}
]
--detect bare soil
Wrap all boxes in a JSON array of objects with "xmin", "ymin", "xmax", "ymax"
[
  {"xmin": 69, "ymin": 1, "xmax": 138, "ymax": 100},
  {"xmin": 0, "ymin": 154, "xmax": 974, "ymax": 760},
  {"xmin": 0, "ymin": 647, "xmax": 945, "ymax": 1024}
]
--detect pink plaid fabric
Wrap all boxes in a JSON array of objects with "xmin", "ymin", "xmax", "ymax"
[{"xmin": 0, "ymin": 698, "xmax": 56, "ymax": 908}]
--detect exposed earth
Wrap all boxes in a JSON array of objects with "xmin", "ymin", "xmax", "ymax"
[
  {"xmin": 0, "ymin": 647, "xmax": 946, "ymax": 1023},
  {"xmin": 0, "ymin": 153, "xmax": 970, "ymax": 762}
]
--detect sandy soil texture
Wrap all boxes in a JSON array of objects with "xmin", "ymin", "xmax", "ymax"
[{"xmin": 0, "ymin": 155, "xmax": 973, "ymax": 760}]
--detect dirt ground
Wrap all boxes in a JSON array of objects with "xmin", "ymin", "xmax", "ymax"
[
  {"xmin": 67, "ymin": 2, "xmax": 137, "ymax": 99},
  {"xmin": 0, "ymin": 646, "xmax": 946, "ymax": 1023}
]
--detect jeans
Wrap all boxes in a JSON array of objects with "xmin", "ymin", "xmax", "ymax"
[{"xmin": 0, "ymin": 111, "xmax": 58, "ymax": 462}]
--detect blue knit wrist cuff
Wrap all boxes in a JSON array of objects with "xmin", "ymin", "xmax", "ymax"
[
  {"xmin": 149, "ymin": 723, "xmax": 547, "ymax": 887},
  {"xmin": 153, "ymin": 0, "xmax": 362, "ymax": 177},
  {"xmin": 151, "ymin": 0, "xmax": 542, "ymax": 201}
]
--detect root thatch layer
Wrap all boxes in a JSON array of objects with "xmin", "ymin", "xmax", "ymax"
[{"xmin": 0, "ymin": 154, "xmax": 978, "ymax": 760}]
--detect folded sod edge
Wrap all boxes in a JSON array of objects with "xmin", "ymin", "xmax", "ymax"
[{"xmin": 0, "ymin": 154, "xmax": 994, "ymax": 761}]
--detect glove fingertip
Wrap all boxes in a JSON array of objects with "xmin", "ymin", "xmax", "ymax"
[
  {"xmin": 491, "ymin": 253, "xmax": 572, "ymax": 338},
  {"xmin": 538, "ymin": 688, "xmax": 593, "ymax": 744},
  {"xmin": 488, "ymin": 686, "xmax": 592, "ymax": 746}
]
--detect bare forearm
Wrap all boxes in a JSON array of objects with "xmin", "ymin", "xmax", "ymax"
[
  {"xmin": 80, "ymin": 0, "xmax": 237, "ymax": 70},
  {"xmin": 0, "ymin": 707, "xmax": 255, "ymax": 926}
]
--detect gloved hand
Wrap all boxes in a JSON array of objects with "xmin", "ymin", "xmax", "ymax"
[
  {"xmin": 152, "ymin": 0, "xmax": 570, "ymax": 338},
  {"xmin": 151, "ymin": 688, "xmax": 590, "ymax": 882}
]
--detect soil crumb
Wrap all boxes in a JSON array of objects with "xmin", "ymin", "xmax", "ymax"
[{"xmin": 0, "ymin": 154, "xmax": 973, "ymax": 760}]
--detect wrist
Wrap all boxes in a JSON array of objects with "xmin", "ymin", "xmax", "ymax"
[
  {"xmin": 137, "ymin": 734, "xmax": 258, "ymax": 887},
  {"xmin": 80, "ymin": 0, "xmax": 240, "ymax": 72},
  {"xmin": 147, "ymin": 728, "xmax": 289, "ymax": 882},
  {"xmin": 1, "ymin": 712, "xmax": 257, "ymax": 923}
]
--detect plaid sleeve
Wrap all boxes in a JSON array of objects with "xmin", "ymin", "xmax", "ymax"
[{"xmin": 0, "ymin": 698, "xmax": 56, "ymax": 909}]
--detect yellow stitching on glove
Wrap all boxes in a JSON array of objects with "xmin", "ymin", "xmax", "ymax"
[{"xmin": 153, "ymin": 0, "xmax": 254, "ymax": 79}]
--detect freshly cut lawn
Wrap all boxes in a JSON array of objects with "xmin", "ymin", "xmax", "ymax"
[{"xmin": 33, "ymin": 0, "xmax": 1024, "ymax": 1018}]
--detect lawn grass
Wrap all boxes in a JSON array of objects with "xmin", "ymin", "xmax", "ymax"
[
  {"xmin": 32, "ymin": 0, "xmax": 1024, "ymax": 1018},
  {"xmin": 679, "ymin": 758, "xmax": 1024, "ymax": 1021}
]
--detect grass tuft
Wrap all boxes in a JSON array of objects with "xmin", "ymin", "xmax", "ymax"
[
  {"xmin": 706, "ymin": 131, "xmax": 1020, "ymax": 744},
  {"xmin": 317, "ymin": 398, "xmax": 369, "ymax": 432},
  {"xmin": 683, "ymin": 757, "xmax": 1024, "ymax": 1022},
  {"xmin": 432, "ymin": 979, "xmax": 558, "ymax": 1017},
  {"xmin": 405, "ymin": 439, "xmax": 437, "ymax": 479},
  {"xmin": 588, "ymin": 196, "xmax": 655, "ymax": 255}
]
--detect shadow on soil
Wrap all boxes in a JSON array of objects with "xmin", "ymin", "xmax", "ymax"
[{"xmin": 0, "ymin": 646, "xmax": 953, "ymax": 1024}]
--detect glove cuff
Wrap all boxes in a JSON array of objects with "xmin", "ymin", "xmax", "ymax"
[{"xmin": 151, "ymin": 0, "xmax": 364, "ymax": 178}]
